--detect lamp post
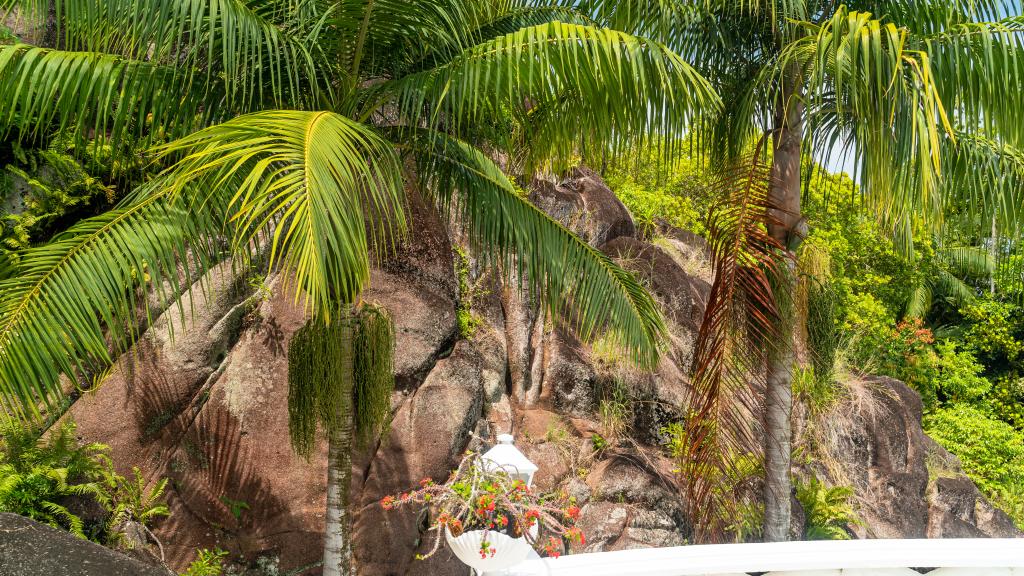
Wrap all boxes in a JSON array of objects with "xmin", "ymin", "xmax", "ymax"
[{"xmin": 481, "ymin": 434, "xmax": 539, "ymax": 488}]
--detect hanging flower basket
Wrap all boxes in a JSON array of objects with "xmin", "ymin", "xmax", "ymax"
[
  {"xmin": 381, "ymin": 452, "xmax": 585, "ymax": 570},
  {"xmin": 445, "ymin": 527, "xmax": 533, "ymax": 572}
]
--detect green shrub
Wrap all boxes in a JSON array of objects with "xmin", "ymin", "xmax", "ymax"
[
  {"xmin": 844, "ymin": 299, "xmax": 942, "ymax": 408},
  {"xmin": 0, "ymin": 24, "xmax": 16, "ymax": 44},
  {"xmin": 989, "ymin": 375, "xmax": 1024, "ymax": 429},
  {"xmin": 0, "ymin": 420, "xmax": 109, "ymax": 538},
  {"xmin": 934, "ymin": 341, "xmax": 992, "ymax": 403},
  {"xmin": 610, "ymin": 179, "xmax": 703, "ymax": 237},
  {"xmin": 925, "ymin": 404, "xmax": 1024, "ymax": 526},
  {"xmin": 795, "ymin": 476, "xmax": 859, "ymax": 540},
  {"xmin": 603, "ymin": 143, "xmax": 711, "ymax": 237},
  {"xmin": 842, "ymin": 292, "xmax": 896, "ymax": 371},
  {"xmin": 0, "ymin": 419, "xmax": 170, "ymax": 544},
  {"xmin": 793, "ymin": 366, "xmax": 839, "ymax": 413},
  {"xmin": 959, "ymin": 299, "xmax": 1024, "ymax": 369},
  {"xmin": 181, "ymin": 548, "xmax": 228, "ymax": 576}
]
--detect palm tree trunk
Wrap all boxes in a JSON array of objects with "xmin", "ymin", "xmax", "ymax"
[
  {"xmin": 990, "ymin": 213, "xmax": 998, "ymax": 296},
  {"xmin": 324, "ymin": 309, "xmax": 356, "ymax": 576},
  {"xmin": 763, "ymin": 68, "xmax": 805, "ymax": 543}
]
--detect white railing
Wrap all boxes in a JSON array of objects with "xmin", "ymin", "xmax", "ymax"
[{"xmin": 490, "ymin": 539, "xmax": 1024, "ymax": 576}]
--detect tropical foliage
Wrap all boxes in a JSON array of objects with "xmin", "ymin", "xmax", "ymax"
[
  {"xmin": 791, "ymin": 164, "xmax": 1024, "ymax": 526},
  {"xmin": 0, "ymin": 0, "xmax": 722, "ymax": 422},
  {"xmin": 0, "ymin": 419, "xmax": 169, "ymax": 544},
  {"xmin": 577, "ymin": 0, "xmax": 1024, "ymax": 542},
  {"xmin": 794, "ymin": 476, "xmax": 859, "ymax": 541},
  {"xmin": 0, "ymin": 1, "xmax": 721, "ymax": 573},
  {"xmin": 926, "ymin": 404, "xmax": 1024, "ymax": 525}
]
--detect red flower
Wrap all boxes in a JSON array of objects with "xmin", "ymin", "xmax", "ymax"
[
  {"xmin": 479, "ymin": 539, "xmax": 493, "ymax": 559},
  {"xmin": 565, "ymin": 506, "xmax": 581, "ymax": 521},
  {"xmin": 475, "ymin": 494, "xmax": 497, "ymax": 517},
  {"xmin": 542, "ymin": 536, "xmax": 562, "ymax": 559},
  {"xmin": 381, "ymin": 496, "xmax": 396, "ymax": 510}
]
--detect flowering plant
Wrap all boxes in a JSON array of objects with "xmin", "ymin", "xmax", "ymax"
[{"xmin": 381, "ymin": 451, "xmax": 584, "ymax": 560}]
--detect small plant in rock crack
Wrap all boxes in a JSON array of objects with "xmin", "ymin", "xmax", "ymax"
[{"xmin": 381, "ymin": 452, "xmax": 584, "ymax": 560}]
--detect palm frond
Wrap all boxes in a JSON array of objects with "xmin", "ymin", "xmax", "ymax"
[
  {"xmin": 159, "ymin": 110, "xmax": 406, "ymax": 316},
  {"xmin": 0, "ymin": 180, "xmax": 221, "ymax": 420},
  {"xmin": 942, "ymin": 246, "xmax": 995, "ymax": 278},
  {"xmin": 396, "ymin": 128, "xmax": 666, "ymax": 368},
  {"xmin": 404, "ymin": 6, "xmax": 596, "ymax": 75},
  {"xmin": 377, "ymin": 21, "xmax": 720, "ymax": 166},
  {"xmin": 933, "ymin": 268, "xmax": 978, "ymax": 310},
  {"xmin": 0, "ymin": 43, "xmax": 210, "ymax": 148},
  {"xmin": 942, "ymin": 134, "xmax": 1024, "ymax": 237},
  {"xmin": 574, "ymin": 0, "xmax": 809, "ymax": 36},
  {"xmin": 905, "ymin": 284, "xmax": 934, "ymax": 319},
  {"xmin": 857, "ymin": 0, "xmax": 1022, "ymax": 31},
  {"xmin": 331, "ymin": 0, "xmax": 500, "ymax": 79},
  {"xmin": 792, "ymin": 7, "xmax": 953, "ymax": 248},
  {"xmin": 922, "ymin": 17, "xmax": 1024, "ymax": 148},
  {"xmin": 3, "ymin": 0, "xmax": 320, "ymax": 109},
  {"xmin": 684, "ymin": 152, "xmax": 784, "ymax": 543}
]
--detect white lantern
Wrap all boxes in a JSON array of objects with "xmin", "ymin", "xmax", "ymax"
[{"xmin": 481, "ymin": 434, "xmax": 539, "ymax": 487}]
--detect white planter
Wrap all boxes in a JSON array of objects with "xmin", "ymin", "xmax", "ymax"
[{"xmin": 445, "ymin": 528, "xmax": 533, "ymax": 572}]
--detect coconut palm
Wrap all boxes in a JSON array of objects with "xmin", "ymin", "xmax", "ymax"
[
  {"xmin": 578, "ymin": 0, "xmax": 1024, "ymax": 542},
  {"xmin": 0, "ymin": 0, "xmax": 719, "ymax": 573}
]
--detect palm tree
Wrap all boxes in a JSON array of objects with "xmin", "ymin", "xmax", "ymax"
[
  {"xmin": 0, "ymin": 1, "xmax": 720, "ymax": 573},
  {"xmin": 578, "ymin": 0, "xmax": 1024, "ymax": 542},
  {"xmin": 905, "ymin": 246, "xmax": 995, "ymax": 319}
]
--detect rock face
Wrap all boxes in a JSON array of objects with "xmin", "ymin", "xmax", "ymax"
[
  {"xmin": 531, "ymin": 167, "xmax": 636, "ymax": 247},
  {"xmin": 795, "ymin": 376, "xmax": 1020, "ymax": 539},
  {"xmin": 61, "ymin": 169, "xmax": 1020, "ymax": 575},
  {"xmin": 0, "ymin": 513, "xmax": 171, "ymax": 576}
]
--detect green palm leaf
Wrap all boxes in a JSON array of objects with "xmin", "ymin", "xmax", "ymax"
[
  {"xmin": 159, "ymin": 110, "xmax": 406, "ymax": 316},
  {"xmin": 331, "ymin": 0, "xmax": 498, "ymax": 79},
  {"xmin": 3, "ymin": 0, "xmax": 319, "ymax": 108},
  {"xmin": 0, "ymin": 181, "xmax": 219, "ymax": 420},
  {"xmin": 943, "ymin": 246, "xmax": 996, "ymax": 278},
  {"xmin": 788, "ymin": 7, "xmax": 953, "ymax": 242},
  {"xmin": 906, "ymin": 284, "xmax": 934, "ymax": 319},
  {"xmin": 377, "ymin": 21, "xmax": 720, "ymax": 165},
  {"xmin": 943, "ymin": 134, "xmax": 1024, "ymax": 235},
  {"xmin": 397, "ymin": 128, "xmax": 666, "ymax": 367},
  {"xmin": 933, "ymin": 268, "xmax": 978, "ymax": 309},
  {"xmin": 404, "ymin": 6, "xmax": 596, "ymax": 75},
  {"xmin": 923, "ymin": 18, "xmax": 1024, "ymax": 147},
  {"xmin": 0, "ymin": 43, "xmax": 210, "ymax": 147}
]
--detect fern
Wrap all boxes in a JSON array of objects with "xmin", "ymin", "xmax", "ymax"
[
  {"xmin": 0, "ymin": 420, "xmax": 108, "ymax": 538},
  {"xmin": 795, "ymin": 475, "xmax": 860, "ymax": 540}
]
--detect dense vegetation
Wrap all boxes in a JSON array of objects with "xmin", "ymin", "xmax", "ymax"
[
  {"xmin": 0, "ymin": 0, "xmax": 1022, "ymax": 572},
  {"xmin": 607, "ymin": 154, "xmax": 1024, "ymax": 528}
]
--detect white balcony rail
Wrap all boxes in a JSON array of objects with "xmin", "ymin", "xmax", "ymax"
[{"xmin": 490, "ymin": 539, "xmax": 1024, "ymax": 576}]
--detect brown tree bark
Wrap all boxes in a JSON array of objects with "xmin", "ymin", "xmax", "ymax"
[{"xmin": 763, "ymin": 67, "xmax": 805, "ymax": 543}]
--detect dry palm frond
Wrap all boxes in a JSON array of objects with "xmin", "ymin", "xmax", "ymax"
[{"xmin": 684, "ymin": 150, "xmax": 786, "ymax": 543}]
